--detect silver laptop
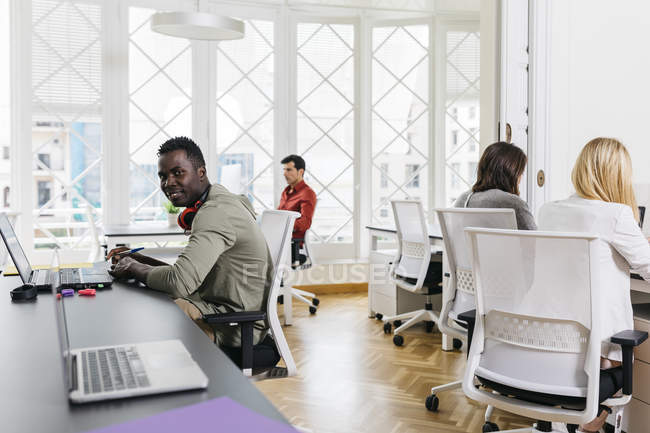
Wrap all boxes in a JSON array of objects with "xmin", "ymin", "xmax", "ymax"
[
  {"xmin": 0, "ymin": 213, "xmax": 112, "ymax": 289},
  {"xmin": 52, "ymin": 274, "xmax": 209, "ymax": 403}
]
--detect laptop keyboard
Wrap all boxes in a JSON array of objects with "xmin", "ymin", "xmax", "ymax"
[
  {"xmin": 81, "ymin": 347, "xmax": 150, "ymax": 394},
  {"xmin": 60, "ymin": 268, "xmax": 81, "ymax": 286},
  {"xmin": 32, "ymin": 269, "xmax": 49, "ymax": 286}
]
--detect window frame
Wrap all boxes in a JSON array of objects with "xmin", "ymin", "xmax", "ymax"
[{"xmin": 9, "ymin": 0, "xmax": 478, "ymax": 261}]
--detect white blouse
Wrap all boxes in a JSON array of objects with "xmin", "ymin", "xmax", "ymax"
[{"xmin": 538, "ymin": 195, "xmax": 650, "ymax": 361}]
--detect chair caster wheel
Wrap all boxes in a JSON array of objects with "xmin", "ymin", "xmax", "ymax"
[
  {"xmin": 375, "ymin": 313, "xmax": 383, "ymax": 320},
  {"xmin": 383, "ymin": 323, "xmax": 392, "ymax": 334},
  {"xmin": 482, "ymin": 421, "xmax": 499, "ymax": 432},
  {"xmin": 309, "ymin": 306, "xmax": 317, "ymax": 314},
  {"xmin": 425, "ymin": 321, "xmax": 435, "ymax": 333},
  {"xmin": 425, "ymin": 394, "xmax": 439, "ymax": 412},
  {"xmin": 312, "ymin": 298, "xmax": 320, "ymax": 306},
  {"xmin": 393, "ymin": 320, "xmax": 402, "ymax": 327},
  {"xmin": 277, "ymin": 295, "xmax": 284, "ymax": 304},
  {"xmin": 453, "ymin": 338, "xmax": 462, "ymax": 350},
  {"xmin": 393, "ymin": 334, "xmax": 404, "ymax": 346}
]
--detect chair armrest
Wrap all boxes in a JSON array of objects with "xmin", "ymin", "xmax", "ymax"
[
  {"xmin": 611, "ymin": 330, "xmax": 648, "ymax": 347},
  {"xmin": 457, "ymin": 309, "xmax": 476, "ymax": 358},
  {"xmin": 610, "ymin": 329, "xmax": 649, "ymax": 395},
  {"xmin": 203, "ymin": 311, "xmax": 266, "ymax": 325},
  {"xmin": 202, "ymin": 311, "xmax": 266, "ymax": 374}
]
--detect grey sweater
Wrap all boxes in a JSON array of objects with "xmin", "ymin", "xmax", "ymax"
[{"xmin": 454, "ymin": 189, "xmax": 537, "ymax": 230}]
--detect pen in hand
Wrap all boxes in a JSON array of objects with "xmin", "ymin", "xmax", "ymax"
[{"xmin": 112, "ymin": 247, "xmax": 144, "ymax": 260}]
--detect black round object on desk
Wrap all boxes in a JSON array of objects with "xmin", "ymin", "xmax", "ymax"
[{"xmin": 10, "ymin": 283, "xmax": 38, "ymax": 301}]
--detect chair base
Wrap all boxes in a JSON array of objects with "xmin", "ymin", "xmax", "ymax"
[
  {"xmin": 281, "ymin": 286, "xmax": 320, "ymax": 326},
  {"xmin": 427, "ymin": 380, "xmax": 494, "ymax": 427},
  {"xmin": 384, "ymin": 309, "xmax": 440, "ymax": 335},
  {"xmin": 250, "ymin": 366, "xmax": 289, "ymax": 382}
]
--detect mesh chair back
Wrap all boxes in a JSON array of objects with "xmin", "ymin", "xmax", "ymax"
[
  {"xmin": 258, "ymin": 210, "xmax": 299, "ymax": 297},
  {"xmin": 391, "ymin": 200, "xmax": 431, "ymax": 291},
  {"xmin": 435, "ymin": 209, "xmax": 516, "ymax": 322},
  {"xmin": 464, "ymin": 228, "xmax": 602, "ymax": 422},
  {"xmin": 257, "ymin": 210, "xmax": 300, "ymax": 376}
]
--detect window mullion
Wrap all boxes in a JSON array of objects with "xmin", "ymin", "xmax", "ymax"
[
  {"xmin": 11, "ymin": 0, "xmax": 34, "ymax": 251},
  {"xmin": 103, "ymin": 0, "xmax": 129, "ymax": 225}
]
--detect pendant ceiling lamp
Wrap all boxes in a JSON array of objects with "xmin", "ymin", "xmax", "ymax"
[{"xmin": 150, "ymin": 11, "xmax": 244, "ymax": 41}]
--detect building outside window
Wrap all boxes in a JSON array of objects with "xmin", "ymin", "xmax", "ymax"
[
  {"xmin": 468, "ymin": 128, "xmax": 477, "ymax": 151},
  {"xmin": 380, "ymin": 163, "xmax": 388, "ymax": 188},
  {"xmin": 405, "ymin": 163, "xmax": 420, "ymax": 188}
]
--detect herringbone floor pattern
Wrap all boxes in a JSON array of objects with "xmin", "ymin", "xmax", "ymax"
[{"xmin": 256, "ymin": 293, "xmax": 534, "ymax": 433}]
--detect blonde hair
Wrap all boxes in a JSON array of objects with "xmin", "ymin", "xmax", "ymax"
[{"xmin": 571, "ymin": 137, "xmax": 639, "ymax": 221}]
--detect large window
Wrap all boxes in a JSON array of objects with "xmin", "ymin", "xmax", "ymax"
[
  {"xmin": 216, "ymin": 19, "xmax": 274, "ymax": 212},
  {"xmin": 371, "ymin": 23, "xmax": 429, "ymax": 225},
  {"xmin": 444, "ymin": 28, "xmax": 480, "ymax": 205},
  {"xmin": 129, "ymin": 6, "xmax": 192, "ymax": 222},
  {"xmin": 8, "ymin": 1, "xmax": 479, "ymax": 260},
  {"xmin": 31, "ymin": 0, "xmax": 103, "ymax": 250},
  {"xmin": 296, "ymin": 22, "xmax": 355, "ymax": 243}
]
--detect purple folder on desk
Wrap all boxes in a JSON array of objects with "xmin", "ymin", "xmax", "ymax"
[{"xmin": 85, "ymin": 396, "xmax": 299, "ymax": 433}]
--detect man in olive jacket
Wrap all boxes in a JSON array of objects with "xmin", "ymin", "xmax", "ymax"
[{"xmin": 109, "ymin": 136, "xmax": 273, "ymax": 348}]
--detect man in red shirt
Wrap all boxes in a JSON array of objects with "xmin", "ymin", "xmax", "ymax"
[{"xmin": 278, "ymin": 155, "xmax": 317, "ymax": 266}]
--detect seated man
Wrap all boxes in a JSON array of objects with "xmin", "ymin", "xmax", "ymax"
[
  {"xmin": 277, "ymin": 154, "xmax": 317, "ymax": 267},
  {"xmin": 108, "ymin": 136, "xmax": 277, "ymax": 366}
]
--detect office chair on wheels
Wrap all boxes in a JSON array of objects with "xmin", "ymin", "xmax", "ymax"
[
  {"xmin": 424, "ymin": 208, "xmax": 516, "ymax": 421},
  {"xmin": 382, "ymin": 200, "xmax": 443, "ymax": 347},
  {"xmin": 277, "ymin": 229, "xmax": 320, "ymax": 324},
  {"xmin": 204, "ymin": 210, "xmax": 300, "ymax": 378},
  {"xmin": 463, "ymin": 227, "xmax": 647, "ymax": 433}
]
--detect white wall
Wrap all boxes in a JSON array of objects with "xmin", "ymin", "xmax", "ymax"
[{"xmin": 546, "ymin": 0, "xmax": 650, "ymax": 204}]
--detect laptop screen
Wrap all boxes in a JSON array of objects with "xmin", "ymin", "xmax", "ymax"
[
  {"xmin": 51, "ymin": 258, "xmax": 73, "ymax": 392},
  {"xmin": 0, "ymin": 213, "xmax": 33, "ymax": 283}
]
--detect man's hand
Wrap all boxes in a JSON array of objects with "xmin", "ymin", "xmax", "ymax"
[
  {"xmin": 107, "ymin": 246, "xmax": 130, "ymax": 263},
  {"xmin": 109, "ymin": 255, "xmax": 136, "ymax": 279}
]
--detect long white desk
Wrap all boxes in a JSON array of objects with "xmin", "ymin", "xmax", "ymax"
[{"xmin": 104, "ymin": 222, "xmax": 186, "ymax": 250}]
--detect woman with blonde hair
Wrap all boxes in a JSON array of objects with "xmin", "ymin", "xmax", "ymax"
[{"xmin": 539, "ymin": 137, "xmax": 650, "ymax": 432}]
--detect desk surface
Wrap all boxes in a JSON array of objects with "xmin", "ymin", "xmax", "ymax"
[
  {"xmin": 365, "ymin": 224, "xmax": 443, "ymax": 239},
  {"xmin": 0, "ymin": 269, "xmax": 285, "ymax": 433},
  {"xmin": 104, "ymin": 222, "xmax": 184, "ymax": 237}
]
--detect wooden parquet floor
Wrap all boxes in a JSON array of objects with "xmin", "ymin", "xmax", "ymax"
[{"xmin": 255, "ymin": 293, "xmax": 534, "ymax": 433}]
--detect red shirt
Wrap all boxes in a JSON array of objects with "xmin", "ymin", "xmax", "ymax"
[{"xmin": 278, "ymin": 180, "xmax": 317, "ymax": 239}]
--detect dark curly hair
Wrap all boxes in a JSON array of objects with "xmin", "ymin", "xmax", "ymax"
[{"xmin": 157, "ymin": 136, "xmax": 206, "ymax": 169}]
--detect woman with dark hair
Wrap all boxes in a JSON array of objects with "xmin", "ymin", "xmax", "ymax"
[{"xmin": 454, "ymin": 141, "xmax": 536, "ymax": 230}]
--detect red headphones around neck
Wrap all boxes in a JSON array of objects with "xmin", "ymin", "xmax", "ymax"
[{"xmin": 177, "ymin": 186, "xmax": 210, "ymax": 231}]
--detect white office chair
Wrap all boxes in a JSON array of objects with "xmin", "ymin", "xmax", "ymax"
[
  {"xmin": 204, "ymin": 210, "xmax": 299, "ymax": 378},
  {"xmin": 279, "ymin": 229, "xmax": 320, "ymax": 325},
  {"xmin": 382, "ymin": 200, "xmax": 443, "ymax": 346},
  {"xmin": 424, "ymin": 208, "xmax": 517, "ymax": 419},
  {"xmin": 463, "ymin": 227, "xmax": 647, "ymax": 433}
]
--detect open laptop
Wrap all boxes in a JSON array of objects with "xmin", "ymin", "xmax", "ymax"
[
  {"xmin": 0, "ymin": 213, "xmax": 112, "ymax": 289},
  {"xmin": 52, "ymin": 275, "xmax": 209, "ymax": 403}
]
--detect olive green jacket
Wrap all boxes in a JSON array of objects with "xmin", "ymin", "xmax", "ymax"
[{"xmin": 147, "ymin": 184, "xmax": 273, "ymax": 347}]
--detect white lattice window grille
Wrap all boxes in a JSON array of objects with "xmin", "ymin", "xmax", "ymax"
[
  {"xmin": 129, "ymin": 6, "xmax": 192, "ymax": 222},
  {"xmin": 444, "ymin": 29, "xmax": 480, "ymax": 206},
  {"xmin": 31, "ymin": 0, "xmax": 103, "ymax": 250},
  {"xmin": 0, "ymin": 0, "xmax": 9, "ymax": 211},
  {"xmin": 371, "ymin": 23, "xmax": 429, "ymax": 226},
  {"xmin": 216, "ymin": 19, "xmax": 274, "ymax": 213},
  {"xmin": 296, "ymin": 22, "xmax": 355, "ymax": 244}
]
